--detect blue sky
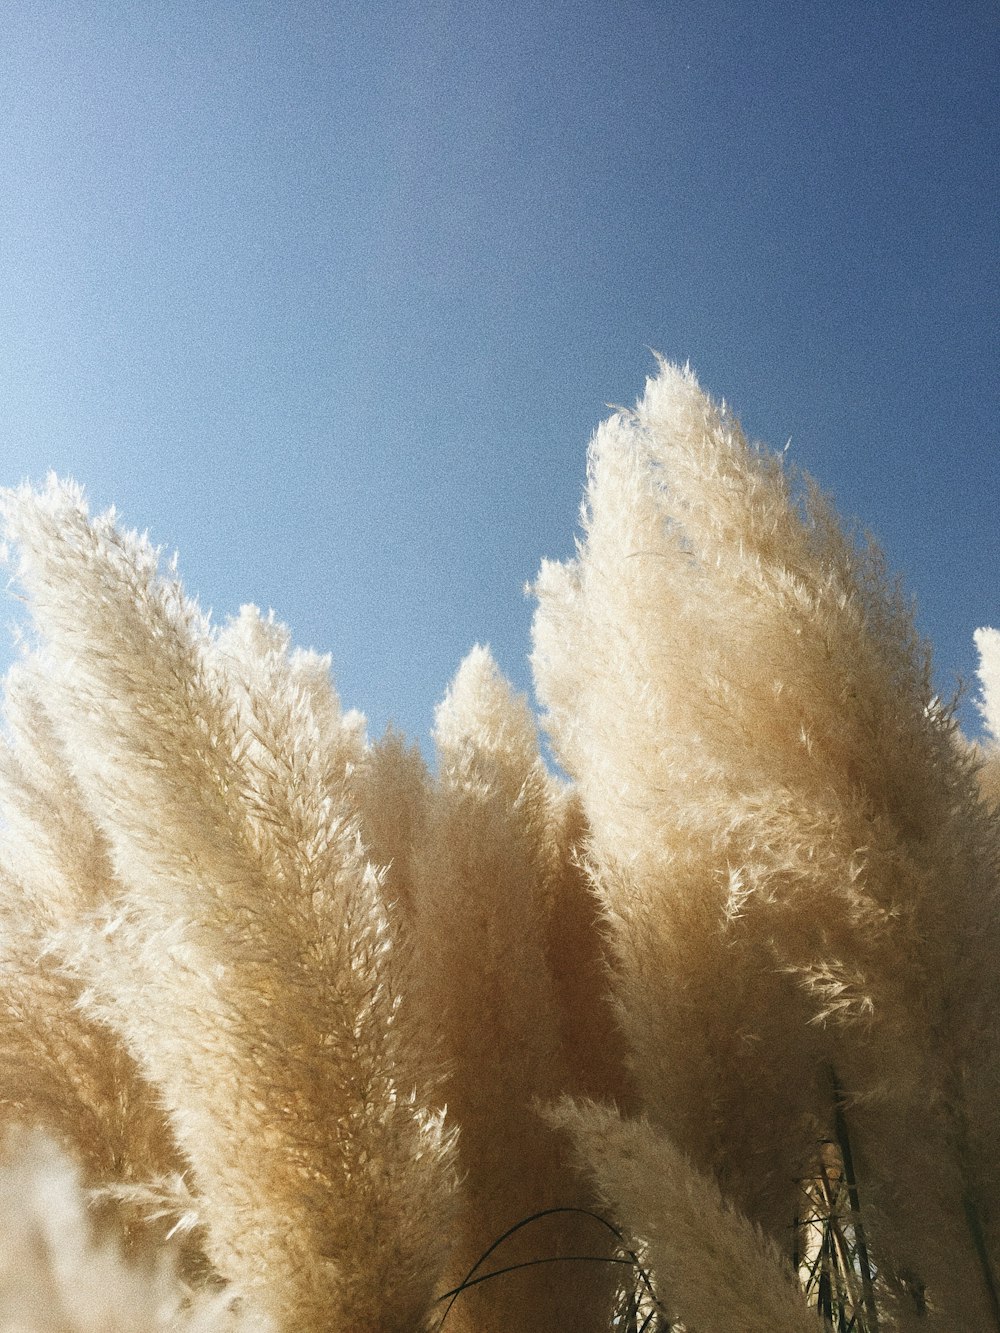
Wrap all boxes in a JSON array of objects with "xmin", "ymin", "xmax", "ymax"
[{"xmin": 2, "ymin": 0, "xmax": 997, "ymax": 744}]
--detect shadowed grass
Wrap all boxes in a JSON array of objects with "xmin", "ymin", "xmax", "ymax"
[{"xmin": 434, "ymin": 1206, "xmax": 663, "ymax": 1331}]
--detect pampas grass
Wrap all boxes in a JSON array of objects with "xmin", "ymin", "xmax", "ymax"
[
  {"xmin": 0, "ymin": 480, "xmax": 456, "ymax": 1331},
  {"xmin": 975, "ymin": 627, "xmax": 1000, "ymax": 809},
  {"xmin": 1, "ymin": 365, "xmax": 998, "ymax": 1332},
  {"xmin": 0, "ymin": 1127, "xmax": 268, "ymax": 1332},
  {"xmin": 407, "ymin": 646, "xmax": 615, "ymax": 1333},
  {"xmin": 547, "ymin": 1098, "xmax": 818, "ymax": 1333},
  {"xmin": 0, "ymin": 656, "xmax": 197, "ymax": 1271},
  {"xmin": 532, "ymin": 362, "xmax": 1000, "ymax": 1330}
]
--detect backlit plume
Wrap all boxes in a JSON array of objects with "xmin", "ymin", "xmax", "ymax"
[{"xmin": 2, "ymin": 365, "xmax": 998, "ymax": 1332}]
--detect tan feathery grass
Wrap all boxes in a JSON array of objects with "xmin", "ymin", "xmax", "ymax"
[
  {"xmin": 1, "ymin": 366, "xmax": 998, "ymax": 1332},
  {"xmin": 409, "ymin": 645, "xmax": 617, "ymax": 1333},
  {"xmin": 1, "ymin": 478, "xmax": 458, "ymax": 1332},
  {"xmin": 0, "ymin": 1126, "xmax": 269, "ymax": 1333},
  {"xmin": 0, "ymin": 656, "xmax": 198, "ymax": 1269},
  {"xmin": 532, "ymin": 361, "xmax": 1000, "ymax": 1326},
  {"xmin": 548, "ymin": 1096, "xmax": 818, "ymax": 1333},
  {"xmin": 975, "ymin": 627, "xmax": 1000, "ymax": 808}
]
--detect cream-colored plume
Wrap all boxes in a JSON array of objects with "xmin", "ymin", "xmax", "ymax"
[
  {"xmin": 531, "ymin": 361, "xmax": 1000, "ymax": 1324},
  {"xmin": 0, "ymin": 479, "xmax": 458, "ymax": 1333},
  {"xmin": 409, "ymin": 645, "xmax": 616, "ymax": 1333},
  {"xmin": 975, "ymin": 627, "xmax": 1000, "ymax": 807},
  {"xmin": 0, "ymin": 1127, "xmax": 269, "ymax": 1333},
  {"xmin": 547, "ymin": 1098, "xmax": 817, "ymax": 1333},
  {"xmin": 0, "ymin": 655, "xmax": 196, "ymax": 1269},
  {"xmin": 352, "ymin": 725, "xmax": 431, "ymax": 920}
]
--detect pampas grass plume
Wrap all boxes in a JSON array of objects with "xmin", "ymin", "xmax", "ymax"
[
  {"xmin": 2, "ymin": 367, "xmax": 999, "ymax": 1333},
  {"xmin": 410, "ymin": 646, "xmax": 615, "ymax": 1333},
  {"xmin": 0, "ymin": 479, "xmax": 457, "ymax": 1332},
  {"xmin": 0, "ymin": 1128, "xmax": 270, "ymax": 1333},
  {"xmin": 547, "ymin": 1098, "xmax": 817, "ymax": 1333}
]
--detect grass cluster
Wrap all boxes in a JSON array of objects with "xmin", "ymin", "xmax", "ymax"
[{"xmin": 1, "ymin": 363, "xmax": 999, "ymax": 1331}]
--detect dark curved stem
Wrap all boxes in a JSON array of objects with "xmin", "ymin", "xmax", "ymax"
[
  {"xmin": 831, "ymin": 1069, "xmax": 880, "ymax": 1333},
  {"xmin": 438, "ymin": 1252, "xmax": 636, "ymax": 1298},
  {"xmin": 433, "ymin": 1204, "xmax": 661, "ymax": 1330}
]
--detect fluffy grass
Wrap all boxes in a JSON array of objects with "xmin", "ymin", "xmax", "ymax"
[{"xmin": 1, "ymin": 365, "xmax": 999, "ymax": 1331}]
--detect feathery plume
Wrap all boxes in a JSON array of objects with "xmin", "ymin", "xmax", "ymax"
[
  {"xmin": 975, "ymin": 627, "xmax": 1000, "ymax": 807},
  {"xmin": 1, "ymin": 479, "xmax": 457, "ymax": 1332},
  {"xmin": 532, "ymin": 366, "xmax": 829, "ymax": 1241},
  {"xmin": 532, "ymin": 361, "xmax": 1000, "ymax": 1325},
  {"xmin": 0, "ymin": 1127, "xmax": 269, "ymax": 1333},
  {"xmin": 353, "ymin": 726, "xmax": 431, "ymax": 921},
  {"xmin": 411, "ymin": 646, "xmax": 615, "ymax": 1333},
  {"xmin": 547, "ymin": 1098, "xmax": 817, "ymax": 1333},
  {"xmin": 0, "ymin": 655, "xmax": 196, "ymax": 1266}
]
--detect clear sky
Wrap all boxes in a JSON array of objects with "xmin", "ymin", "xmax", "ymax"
[{"xmin": 1, "ymin": 1, "xmax": 997, "ymax": 745}]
